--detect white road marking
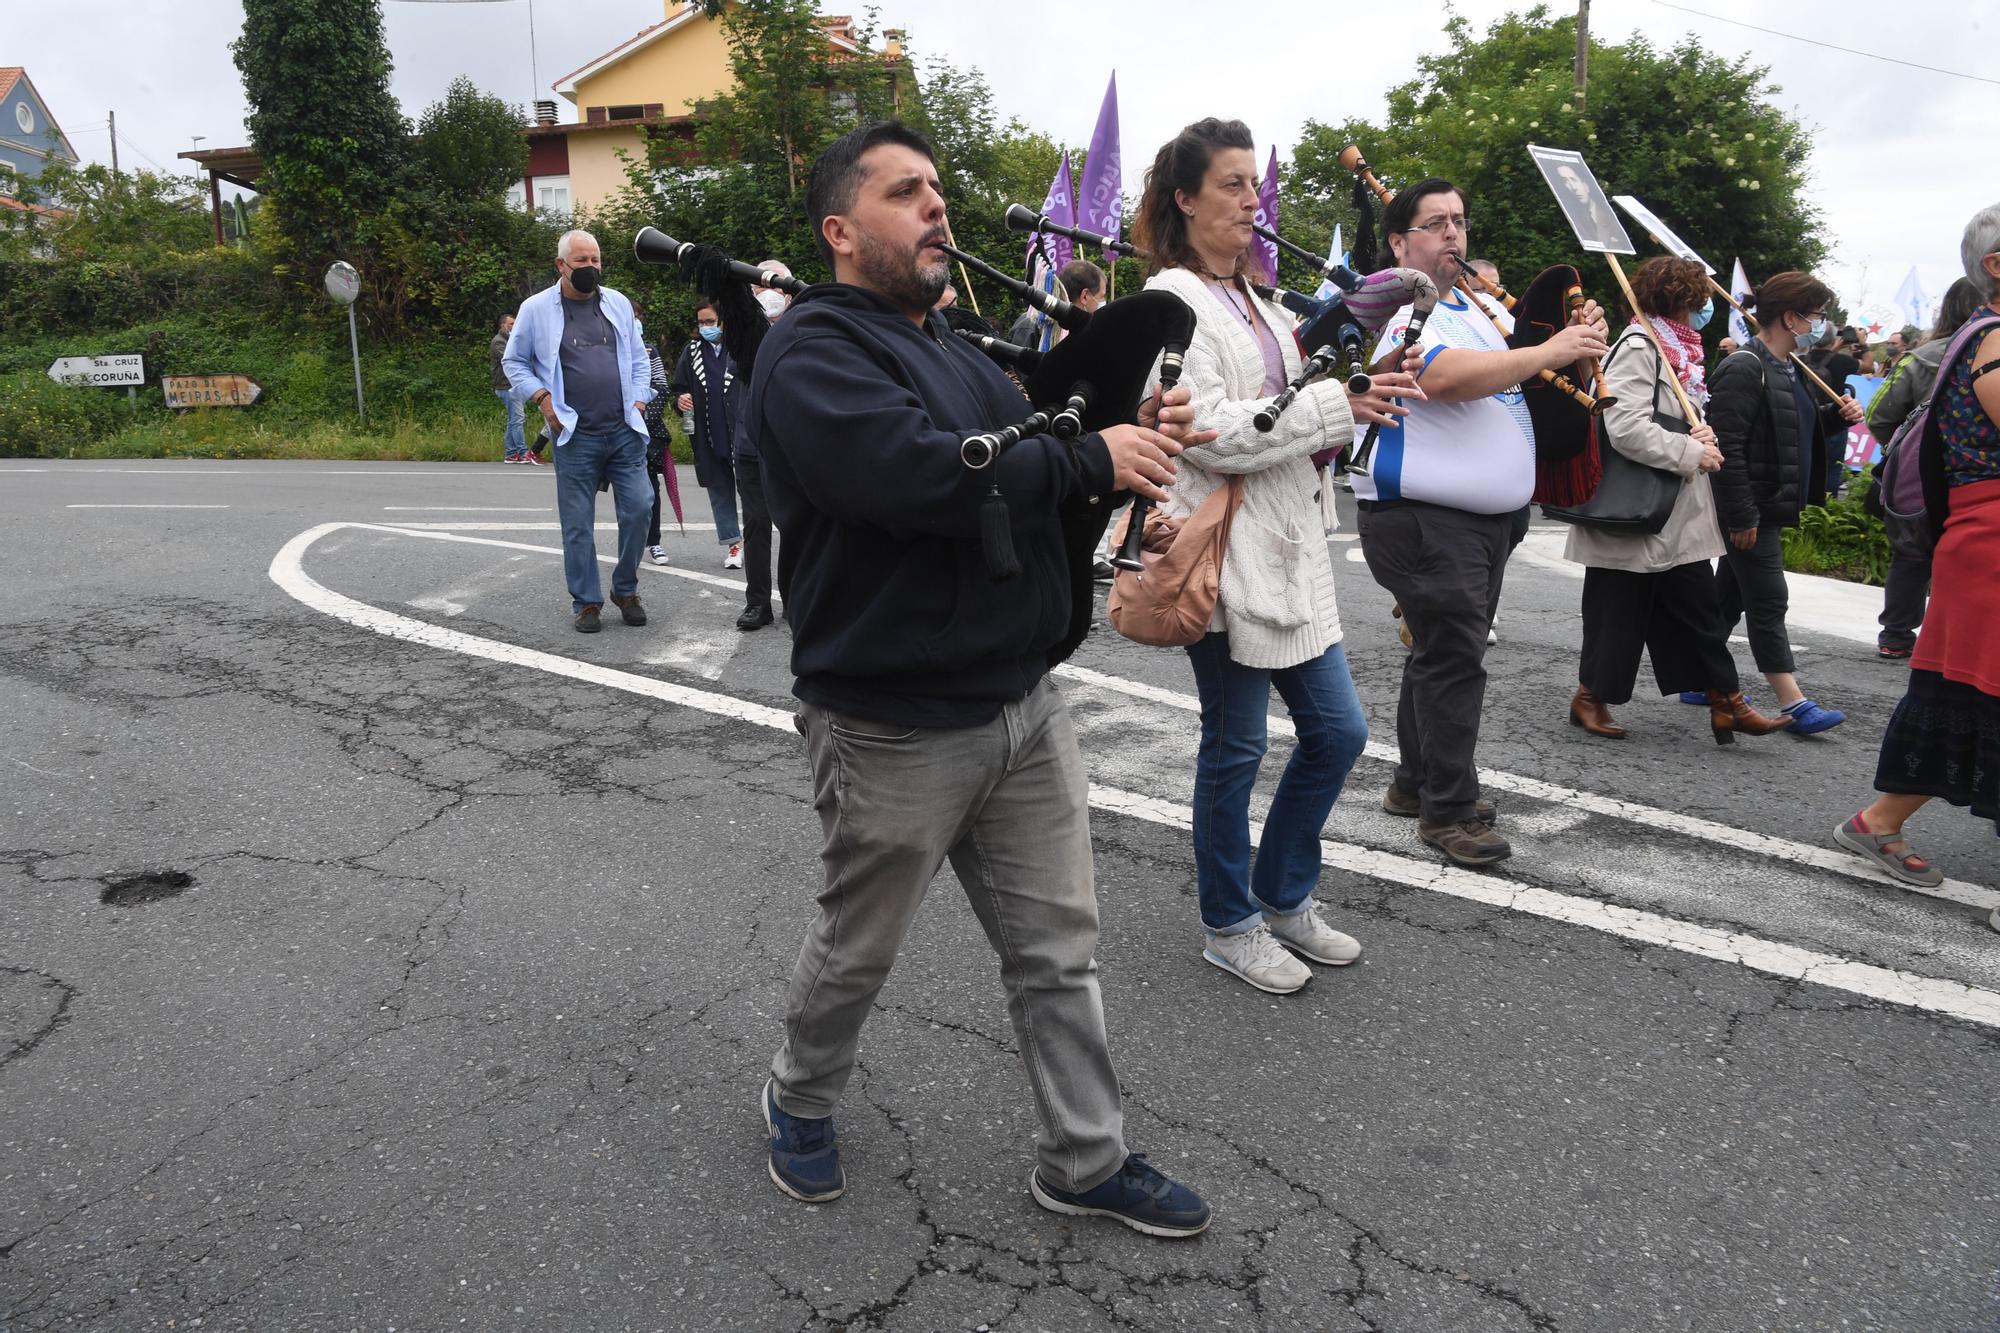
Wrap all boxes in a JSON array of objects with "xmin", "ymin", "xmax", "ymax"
[
  {"xmin": 383, "ymin": 521, "xmax": 720, "ymax": 532},
  {"xmin": 1345, "ymin": 547, "xmax": 1368, "ymax": 563},
  {"xmin": 66, "ymin": 504, "xmax": 230, "ymax": 509},
  {"xmin": 1052, "ymin": 662, "xmax": 1999, "ymax": 912},
  {"xmin": 269, "ymin": 521, "xmax": 2000, "ymax": 1030},
  {"xmin": 382, "ymin": 507, "xmax": 551, "ymax": 512}
]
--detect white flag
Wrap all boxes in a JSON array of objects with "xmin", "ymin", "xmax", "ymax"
[
  {"xmin": 1728, "ymin": 258, "xmax": 1753, "ymax": 345},
  {"xmin": 1891, "ymin": 266, "xmax": 1928, "ymax": 332}
]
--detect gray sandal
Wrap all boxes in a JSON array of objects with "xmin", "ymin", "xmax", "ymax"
[{"xmin": 1834, "ymin": 813, "xmax": 1944, "ymax": 888}]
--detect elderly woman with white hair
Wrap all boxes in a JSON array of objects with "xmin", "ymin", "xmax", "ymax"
[{"xmin": 1833, "ymin": 203, "xmax": 2000, "ymax": 920}]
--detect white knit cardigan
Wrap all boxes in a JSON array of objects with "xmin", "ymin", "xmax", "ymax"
[{"xmin": 1145, "ymin": 266, "xmax": 1356, "ymax": 669}]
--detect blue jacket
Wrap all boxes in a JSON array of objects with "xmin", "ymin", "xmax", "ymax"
[
  {"xmin": 502, "ymin": 281, "xmax": 653, "ymax": 444},
  {"xmin": 748, "ymin": 282, "xmax": 1114, "ymax": 729}
]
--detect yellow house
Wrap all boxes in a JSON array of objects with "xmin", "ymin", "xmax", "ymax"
[{"xmin": 524, "ymin": 2, "xmax": 906, "ymax": 217}]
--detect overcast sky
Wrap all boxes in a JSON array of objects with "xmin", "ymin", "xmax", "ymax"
[{"xmin": 17, "ymin": 0, "xmax": 1991, "ymax": 328}]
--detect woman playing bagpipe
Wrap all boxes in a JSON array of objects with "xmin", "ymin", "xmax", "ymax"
[{"xmin": 1132, "ymin": 117, "xmax": 1424, "ymax": 996}]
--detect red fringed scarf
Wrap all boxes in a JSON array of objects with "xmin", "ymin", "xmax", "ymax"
[{"xmin": 1645, "ymin": 314, "xmax": 1709, "ymax": 408}]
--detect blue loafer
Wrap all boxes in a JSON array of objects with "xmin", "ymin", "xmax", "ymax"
[
  {"xmin": 1781, "ymin": 697, "xmax": 1846, "ymax": 734},
  {"xmin": 1031, "ymin": 1153, "xmax": 1211, "ymax": 1239},
  {"xmin": 764, "ymin": 1080, "xmax": 843, "ymax": 1203}
]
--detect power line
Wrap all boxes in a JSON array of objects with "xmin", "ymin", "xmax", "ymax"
[{"xmin": 1648, "ymin": 1, "xmax": 2000, "ymax": 86}]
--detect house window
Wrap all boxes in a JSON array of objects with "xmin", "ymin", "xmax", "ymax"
[
  {"xmin": 535, "ymin": 176, "xmax": 571, "ymax": 215},
  {"xmin": 607, "ymin": 104, "xmax": 644, "ymax": 121},
  {"xmin": 503, "ymin": 180, "xmax": 527, "ymax": 212},
  {"xmin": 829, "ymin": 90, "xmax": 858, "ymax": 124}
]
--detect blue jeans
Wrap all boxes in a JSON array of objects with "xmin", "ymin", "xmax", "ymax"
[
  {"xmin": 552, "ymin": 427, "xmax": 651, "ymax": 613},
  {"xmin": 705, "ymin": 466, "xmax": 741, "ymax": 544},
  {"xmin": 496, "ymin": 388, "xmax": 525, "ymax": 459},
  {"xmin": 1184, "ymin": 636, "xmax": 1369, "ymax": 934}
]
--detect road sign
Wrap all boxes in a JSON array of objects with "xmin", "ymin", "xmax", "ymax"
[
  {"xmin": 162, "ymin": 375, "xmax": 262, "ymax": 409},
  {"xmin": 324, "ymin": 261, "xmax": 360, "ymax": 306},
  {"xmin": 48, "ymin": 354, "xmax": 144, "ymax": 387}
]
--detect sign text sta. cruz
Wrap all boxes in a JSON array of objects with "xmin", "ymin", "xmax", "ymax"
[
  {"xmin": 163, "ymin": 375, "xmax": 262, "ymax": 409},
  {"xmin": 48, "ymin": 354, "xmax": 144, "ymax": 387}
]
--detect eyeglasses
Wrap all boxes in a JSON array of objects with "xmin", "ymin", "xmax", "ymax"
[
  {"xmin": 1403, "ymin": 215, "xmax": 1470, "ymax": 236},
  {"xmin": 696, "ymin": 318, "xmax": 720, "ymax": 327}
]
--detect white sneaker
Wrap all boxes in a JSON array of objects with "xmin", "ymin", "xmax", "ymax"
[
  {"xmin": 1202, "ymin": 925, "xmax": 1311, "ymax": 994},
  {"xmin": 1265, "ymin": 905, "xmax": 1361, "ymax": 966},
  {"xmin": 723, "ymin": 543, "xmax": 743, "ymax": 570},
  {"xmin": 647, "ymin": 545, "xmax": 670, "ymax": 566}
]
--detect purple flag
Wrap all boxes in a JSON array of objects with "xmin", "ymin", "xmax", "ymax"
[
  {"xmin": 1025, "ymin": 150, "xmax": 1076, "ymax": 276},
  {"xmin": 1251, "ymin": 147, "xmax": 1280, "ymax": 284},
  {"xmin": 1076, "ymin": 73, "xmax": 1122, "ymax": 254}
]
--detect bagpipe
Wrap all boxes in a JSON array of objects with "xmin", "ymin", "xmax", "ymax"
[
  {"xmin": 633, "ymin": 226, "xmax": 799, "ymax": 382},
  {"xmin": 1336, "ymin": 143, "xmax": 1612, "ymax": 504}
]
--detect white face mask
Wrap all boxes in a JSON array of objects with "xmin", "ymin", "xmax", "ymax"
[{"xmin": 757, "ymin": 289, "xmax": 789, "ymax": 319}]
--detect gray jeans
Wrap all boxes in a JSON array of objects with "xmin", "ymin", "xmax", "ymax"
[
  {"xmin": 1357, "ymin": 500, "xmax": 1519, "ymax": 824},
  {"xmin": 769, "ymin": 678, "xmax": 1127, "ymax": 1193}
]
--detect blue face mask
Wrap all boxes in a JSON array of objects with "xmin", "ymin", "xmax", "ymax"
[
  {"xmin": 699, "ymin": 324, "xmax": 721, "ymax": 343},
  {"xmin": 1807, "ymin": 317, "xmax": 1828, "ymax": 344},
  {"xmin": 1688, "ymin": 296, "xmax": 1714, "ymax": 331}
]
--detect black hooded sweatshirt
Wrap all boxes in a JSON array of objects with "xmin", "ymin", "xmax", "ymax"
[{"xmin": 746, "ymin": 282, "xmax": 1114, "ymax": 728}]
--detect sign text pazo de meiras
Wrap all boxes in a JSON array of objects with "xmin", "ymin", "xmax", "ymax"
[
  {"xmin": 48, "ymin": 355, "xmax": 145, "ymax": 387},
  {"xmin": 162, "ymin": 375, "xmax": 263, "ymax": 409}
]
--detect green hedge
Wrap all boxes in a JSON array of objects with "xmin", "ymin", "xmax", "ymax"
[{"xmin": 1781, "ymin": 486, "xmax": 1892, "ymax": 586}]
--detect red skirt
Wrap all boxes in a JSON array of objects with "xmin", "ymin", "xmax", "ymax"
[{"xmin": 1912, "ymin": 477, "xmax": 2000, "ymax": 699}]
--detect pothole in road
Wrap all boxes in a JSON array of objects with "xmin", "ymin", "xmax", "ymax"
[{"xmin": 99, "ymin": 870, "xmax": 196, "ymax": 906}]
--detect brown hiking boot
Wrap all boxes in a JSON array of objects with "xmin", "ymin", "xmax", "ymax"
[
  {"xmin": 610, "ymin": 593, "xmax": 648, "ymax": 626},
  {"xmin": 1418, "ymin": 817, "xmax": 1512, "ymax": 867},
  {"xmin": 1706, "ymin": 689, "xmax": 1791, "ymax": 745},
  {"xmin": 1382, "ymin": 783, "xmax": 1495, "ymax": 825},
  {"xmin": 574, "ymin": 603, "xmax": 603, "ymax": 633},
  {"xmin": 1568, "ymin": 686, "xmax": 1627, "ymax": 739}
]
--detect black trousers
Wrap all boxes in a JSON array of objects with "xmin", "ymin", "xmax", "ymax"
[
  {"xmin": 1877, "ymin": 552, "xmax": 1930, "ymax": 651},
  {"xmin": 1578, "ymin": 562, "xmax": 1740, "ymax": 704},
  {"xmin": 1715, "ymin": 524, "xmax": 1796, "ymax": 674},
  {"xmin": 735, "ymin": 453, "xmax": 773, "ymax": 611},
  {"xmin": 1358, "ymin": 500, "xmax": 1522, "ymax": 824}
]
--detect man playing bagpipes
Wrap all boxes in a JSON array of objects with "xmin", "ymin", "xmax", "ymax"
[{"xmin": 1354, "ymin": 178, "xmax": 1610, "ymax": 869}]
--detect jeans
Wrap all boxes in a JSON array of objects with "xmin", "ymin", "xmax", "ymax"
[
  {"xmin": 1716, "ymin": 523, "xmax": 1795, "ymax": 674},
  {"xmin": 552, "ymin": 427, "xmax": 651, "ymax": 613},
  {"xmin": 496, "ymin": 388, "xmax": 526, "ymax": 459},
  {"xmin": 769, "ymin": 678, "xmax": 1127, "ymax": 1194},
  {"xmin": 705, "ymin": 465, "xmax": 742, "ymax": 545},
  {"xmin": 1357, "ymin": 500, "xmax": 1519, "ymax": 824},
  {"xmin": 735, "ymin": 453, "xmax": 772, "ymax": 610},
  {"xmin": 1183, "ymin": 636, "xmax": 1368, "ymax": 935}
]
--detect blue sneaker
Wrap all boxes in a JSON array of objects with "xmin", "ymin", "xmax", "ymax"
[
  {"xmin": 1030, "ymin": 1153, "xmax": 1211, "ymax": 1239},
  {"xmin": 1678, "ymin": 691, "xmax": 1708, "ymax": 705},
  {"xmin": 1782, "ymin": 697, "xmax": 1845, "ymax": 734},
  {"xmin": 764, "ymin": 1080, "xmax": 843, "ymax": 1203}
]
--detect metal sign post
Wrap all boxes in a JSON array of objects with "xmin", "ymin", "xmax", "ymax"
[{"xmin": 324, "ymin": 261, "xmax": 365, "ymax": 423}]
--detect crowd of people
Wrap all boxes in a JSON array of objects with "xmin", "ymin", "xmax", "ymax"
[{"xmin": 489, "ymin": 116, "xmax": 2000, "ymax": 1239}]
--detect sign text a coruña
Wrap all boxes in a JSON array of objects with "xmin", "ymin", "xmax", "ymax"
[{"xmin": 163, "ymin": 375, "xmax": 263, "ymax": 409}]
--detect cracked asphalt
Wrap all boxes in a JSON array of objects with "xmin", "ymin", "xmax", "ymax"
[{"xmin": 3, "ymin": 459, "xmax": 1997, "ymax": 1333}]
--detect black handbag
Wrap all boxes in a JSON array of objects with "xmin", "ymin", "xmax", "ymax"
[{"xmin": 1542, "ymin": 338, "xmax": 1684, "ymax": 535}]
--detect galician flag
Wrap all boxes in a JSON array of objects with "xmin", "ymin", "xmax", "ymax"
[
  {"xmin": 1076, "ymin": 73, "xmax": 1122, "ymax": 256},
  {"xmin": 1251, "ymin": 147, "xmax": 1280, "ymax": 285},
  {"xmin": 1314, "ymin": 224, "xmax": 1346, "ymax": 302},
  {"xmin": 1892, "ymin": 266, "xmax": 1929, "ymax": 332},
  {"xmin": 1728, "ymin": 257, "xmax": 1754, "ymax": 345}
]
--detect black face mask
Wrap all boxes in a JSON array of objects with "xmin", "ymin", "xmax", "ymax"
[{"xmin": 566, "ymin": 264, "xmax": 601, "ymax": 295}]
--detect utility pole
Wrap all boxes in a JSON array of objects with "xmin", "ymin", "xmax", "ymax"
[
  {"xmin": 107, "ymin": 111, "xmax": 119, "ymax": 177},
  {"xmin": 1574, "ymin": 0, "xmax": 1591, "ymax": 109}
]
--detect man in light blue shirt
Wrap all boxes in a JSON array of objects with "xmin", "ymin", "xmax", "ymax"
[{"xmin": 504, "ymin": 229, "xmax": 656, "ymax": 633}]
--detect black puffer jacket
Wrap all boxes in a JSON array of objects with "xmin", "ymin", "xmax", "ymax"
[{"xmin": 1707, "ymin": 339, "xmax": 1849, "ymax": 531}]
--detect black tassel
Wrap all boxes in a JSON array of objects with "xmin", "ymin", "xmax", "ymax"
[
  {"xmin": 979, "ymin": 483, "xmax": 1021, "ymax": 581},
  {"xmin": 1352, "ymin": 176, "xmax": 1379, "ymax": 276}
]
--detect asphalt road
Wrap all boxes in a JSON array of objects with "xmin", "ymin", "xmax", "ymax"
[{"xmin": 3, "ymin": 459, "xmax": 1997, "ymax": 1333}]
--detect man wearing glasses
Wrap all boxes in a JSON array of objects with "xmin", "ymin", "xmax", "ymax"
[{"xmin": 1355, "ymin": 179, "xmax": 1609, "ymax": 867}]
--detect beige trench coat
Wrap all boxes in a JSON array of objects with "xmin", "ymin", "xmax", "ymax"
[{"xmin": 1563, "ymin": 327, "xmax": 1727, "ymax": 573}]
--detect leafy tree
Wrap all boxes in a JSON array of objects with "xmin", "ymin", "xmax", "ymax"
[
  {"xmin": 0, "ymin": 161, "xmax": 213, "ymax": 261},
  {"xmin": 233, "ymin": 0, "xmax": 410, "ymax": 261},
  {"xmin": 1285, "ymin": 5, "xmax": 1823, "ymax": 331},
  {"xmin": 413, "ymin": 76, "xmax": 528, "ymax": 201}
]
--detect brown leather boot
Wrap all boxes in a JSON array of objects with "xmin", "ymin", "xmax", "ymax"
[
  {"xmin": 1706, "ymin": 690, "xmax": 1793, "ymax": 745},
  {"xmin": 1568, "ymin": 686, "xmax": 1627, "ymax": 739}
]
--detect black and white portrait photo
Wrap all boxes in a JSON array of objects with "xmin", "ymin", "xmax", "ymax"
[{"xmin": 1527, "ymin": 145, "xmax": 1634, "ymax": 254}]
